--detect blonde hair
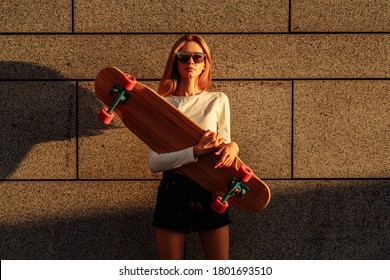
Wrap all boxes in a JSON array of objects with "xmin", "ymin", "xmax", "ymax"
[{"xmin": 158, "ymin": 34, "xmax": 212, "ymax": 97}]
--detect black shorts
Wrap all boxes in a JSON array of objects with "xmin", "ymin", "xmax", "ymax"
[{"xmin": 152, "ymin": 171, "xmax": 230, "ymax": 234}]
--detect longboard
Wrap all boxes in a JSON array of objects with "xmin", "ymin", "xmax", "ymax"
[{"xmin": 95, "ymin": 66, "xmax": 271, "ymax": 213}]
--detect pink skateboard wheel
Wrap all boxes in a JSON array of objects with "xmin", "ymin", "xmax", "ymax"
[
  {"xmin": 237, "ymin": 164, "xmax": 253, "ymax": 182},
  {"xmin": 98, "ymin": 108, "xmax": 114, "ymax": 124},
  {"xmin": 211, "ymin": 196, "xmax": 229, "ymax": 214},
  {"xmin": 119, "ymin": 74, "xmax": 137, "ymax": 91}
]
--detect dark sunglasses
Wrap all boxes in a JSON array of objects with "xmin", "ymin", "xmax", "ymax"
[{"xmin": 176, "ymin": 51, "xmax": 206, "ymax": 63}]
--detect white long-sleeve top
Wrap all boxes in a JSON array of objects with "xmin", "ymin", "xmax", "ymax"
[{"xmin": 148, "ymin": 91, "xmax": 231, "ymax": 173}]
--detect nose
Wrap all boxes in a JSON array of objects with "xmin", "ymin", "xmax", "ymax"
[{"xmin": 187, "ymin": 57, "xmax": 195, "ymax": 64}]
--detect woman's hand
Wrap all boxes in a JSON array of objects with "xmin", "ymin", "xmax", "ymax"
[
  {"xmin": 193, "ymin": 130, "xmax": 224, "ymax": 157},
  {"xmin": 214, "ymin": 142, "xmax": 239, "ymax": 168}
]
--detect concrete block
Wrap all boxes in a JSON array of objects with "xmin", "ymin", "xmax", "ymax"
[
  {"xmin": 74, "ymin": 0, "xmax": 288, "ymax": 33},
  {"xmin": 0, "ymin": 81, "xmax": 77, "ymax": 179},
  {"xmin": 0, "ymin": 180, "xmax": 159, "ymax": 259},
  {"xmin": 292, "ymin": 0, "xmax": 390, "ymax": 32},
  {"xmin": 78, "ymin": 82, "xmax": 160, "ymax": 179},
  {"xmin": 208, "ymin": 34, "xmax": 390, "ymax": 79},
  {"xmin": 0, "ymin": 35, "xmax": 174, "ymax": 79},
  {"xmin": 212, "ymin": 81, "xmax": 292, "ymax": 179},
  {"xmin": 227, "ymin": 179, "xmax": 390, "ymax": 259},
  {"xmin": 294, "ymin": 80, "xmax": 390, "ymax": 178},
  {"xmin": 2, "ymin": 180, "xmax": 388, "ymax": 259},
  {"xmin": 0, "ymin": 0, "xmax": 71, "ymax": 32},
  {"xmin": 1, "ymin": 35, "xmax": 388, "ymax": 80}
]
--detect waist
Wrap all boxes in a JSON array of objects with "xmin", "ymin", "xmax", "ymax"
[{"xmin": 163, "ymin": 171, "xmax": 193, "ymax": 182}]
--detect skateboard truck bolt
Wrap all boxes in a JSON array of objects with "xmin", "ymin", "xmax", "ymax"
[{"xmin": 106, "ymin": 85, "xmax": 130, "ymax": 114}]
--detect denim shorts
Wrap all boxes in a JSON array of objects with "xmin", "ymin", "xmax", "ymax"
[{"xmin": 152, "ymin": 171, "xmax": 230, "ymax": 234}]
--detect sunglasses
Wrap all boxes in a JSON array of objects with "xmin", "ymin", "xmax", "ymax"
[{"xmin": 176, "ymin": 51, "xmax": 206, "ymax": 63}]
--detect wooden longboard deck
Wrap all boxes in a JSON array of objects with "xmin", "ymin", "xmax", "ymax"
[{"xmin": 95, "ymin": 66, "xmax": 271, "ymax": 212}]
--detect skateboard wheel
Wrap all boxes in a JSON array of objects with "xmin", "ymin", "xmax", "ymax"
[
  {"xmin": 211, "ymin": 196, "xmax": 229, "ymax": 214},
  {"xmin": 237, "ymin": 164, "xmax": 253, "ymax": 182},
  {"xmin": 98, "ymin": 108, "xmax": 114, "ymax": 124},
  {"xmin": 119, "ymin": 74, "xmax": 137, "ymax": 91}
]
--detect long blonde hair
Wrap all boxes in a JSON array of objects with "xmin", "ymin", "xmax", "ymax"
[{"xmin": 158, "ymin": 34, "xmax": 212, "ymax": 97}]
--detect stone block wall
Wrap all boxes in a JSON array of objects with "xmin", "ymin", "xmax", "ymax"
[{"xmin": 0, "ymin": 0, "xmax": 389, "ymax": 259}]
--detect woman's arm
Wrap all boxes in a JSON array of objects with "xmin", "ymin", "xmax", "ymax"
[
  {"xmin": 214, "ymin": 93, "xmax": 239, "ymax": 168},
  {"xmin": 148, "ymin": 130, "xmax": 223, "ymax": 173},
  {"xmin": 148, "ymin": 147, "xmax": 197, "ymax": 173}
]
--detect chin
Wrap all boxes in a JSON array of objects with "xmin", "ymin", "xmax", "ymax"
[{"xmin": 188, "ymin": 73, "xmax": 201, "ymax": 78}]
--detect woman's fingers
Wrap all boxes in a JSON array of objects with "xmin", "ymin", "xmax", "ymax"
[
  {"xmin": 214, "ymin": 142, "xmax": 238, "ymax": 168},
  {"xmin": 202, "ymin": 131, "xmax": 223, "ymax": 148},
  {"xmin": 214, "ymin": 146, "xmax": 230, "ymax": 168}
]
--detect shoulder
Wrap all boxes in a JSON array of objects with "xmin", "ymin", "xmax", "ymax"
[
  {"xmin": 202, "ymin": 91, "xmax": 229, "ymax": 103},
  {"xmin": 210, "ymin": 92, "xmax": 229, "ymax": 110}
]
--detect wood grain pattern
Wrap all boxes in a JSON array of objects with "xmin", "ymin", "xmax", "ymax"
[{"xmin": 95, "ymin": 67, "xmax": 271, "ymax": 212}]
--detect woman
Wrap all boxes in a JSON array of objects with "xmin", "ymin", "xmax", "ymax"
[{"xmin": 149, "ymin": 34, "xmax": 239, "ymax": 259}]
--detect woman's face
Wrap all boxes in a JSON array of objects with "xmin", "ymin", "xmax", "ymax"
[{"xmin": 176, "ymin": 41, "xmax": 206, "ymax": 80}]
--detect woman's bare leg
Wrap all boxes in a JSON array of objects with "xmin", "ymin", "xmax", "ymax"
[
  {"xmin": 198, "ymin": 225, "xmax": 229, "ymax": 260},
  {"xmin": 155, "ymin": 228, "xmax": 186, "ymax": 260}
]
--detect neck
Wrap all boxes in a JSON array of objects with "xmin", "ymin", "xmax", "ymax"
[{"xmin": 175, "ymin": 78, "xmax": 202, "ymax": 96}]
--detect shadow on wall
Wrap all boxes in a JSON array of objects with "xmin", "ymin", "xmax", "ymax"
[
  {"xmin": 0, "ymin": 181, "xmax": 389, "ymax": 259},
  {"xmin": 229, "ymin": 180, "xmax": 390, "ymax": 260},
  {"xmin": 0, "ymin": 61, "xmax": 107, "ymax": 179},
  {"xmin": 0, "ymin": 209, "xmax": 157, "ymax": 259},
  {"xmin": 0, "ymin": 61, "xmax": 157, "ymax": 259}
]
